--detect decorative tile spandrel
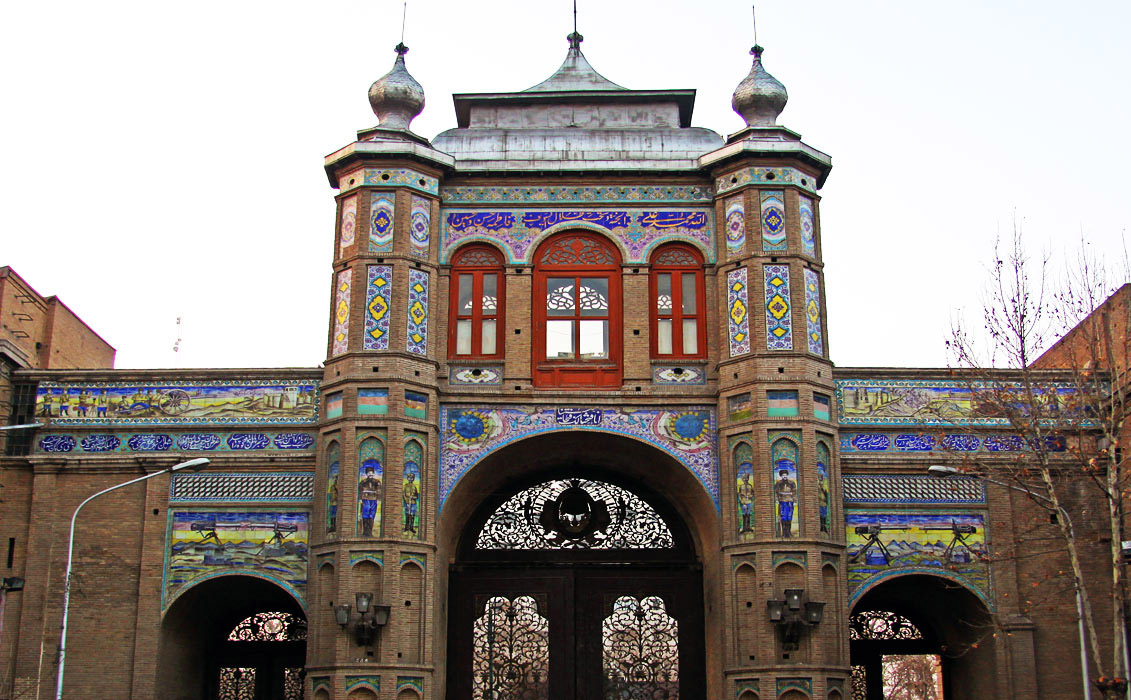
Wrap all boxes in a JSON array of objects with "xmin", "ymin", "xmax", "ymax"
[
  {"xmin": 440, "ymin": 406, "xmax": 719, "ymax": 512},
  {"xmin": 36, "ymin": 381, "xmax": 318, "ymax": 426},
  {"xmin": 165, "ymin": 511, "xmax": 309, "ymax": 606}
]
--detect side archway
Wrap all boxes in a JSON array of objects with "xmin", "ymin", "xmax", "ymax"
[
  {"xmin": 157, "ymin": 574, "xmax": 306, "ymax": 700},
  {"xmin": 849, "ymin": 573, "xmax": 993, "ymax": 699}
]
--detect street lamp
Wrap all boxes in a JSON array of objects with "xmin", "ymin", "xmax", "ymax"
[
  {"xmin": 928, "ymin": 464, "xmax": 1097, "ymax": 700},
  {"xmin": 55, "ymin": 457, "xmax": 209, "ymax": 700}
]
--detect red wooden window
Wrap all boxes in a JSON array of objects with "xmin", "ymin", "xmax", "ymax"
[
  {"xmin": 533, "ymin": 233, "xmax": 622, "ymax": 388},
  {"xmin": 449, "ymin": 245, "xmax": 505, "ymax": 358},
  {"xmin": 649, "ymin": 244, "xmax": 705, "ymax": 359}
]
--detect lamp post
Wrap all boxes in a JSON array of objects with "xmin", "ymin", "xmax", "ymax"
[
  {"xmin": 927, "ymin": 464, "xmax": 1097, "ymax": 700},
  {"xmin": 55, "ymin": 457, "xmax": 209, "ymax": 700}
]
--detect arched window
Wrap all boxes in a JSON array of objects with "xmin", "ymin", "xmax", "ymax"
[
  {"xmin": 650, "ymin": 244, "xmax": 705, "ymax": 359},
  {"xmin": 449, "ymin": 244, "xmax": 504, "ymax": 358},
  {"xmin": 533, "ymin": 233, "xmax": 622, "ymax": 387}
]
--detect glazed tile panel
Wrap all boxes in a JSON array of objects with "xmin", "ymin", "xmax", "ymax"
[
  {"xmin": 37, "ymin": 431, "xmax": 316, "ymax": 453},
  {"xmin": 338, "ymin": 195, "xmax": 357, "ymax": 255},
  {"xmin": 764, "ymin": 264, "xmax": 792, "ymax": 350},
  {"xmin": 715, "ymin": 166, "xmax": 820, "ymax": 196},
  {"xmin": 410, "ymin": 195, "xmax": 430, "ymax": 257},
  {"xmin": 799, "ymin": 195, "xmax": 816, "ymax": 257},
  {"xmin": 440, "ymin": 406, "xmax": 719, "ymax": 511},
  {"xmin": 842, "ymin": 474, "xmax": 985, "ymax": 504},
  {"xmin": 804, "ymin": 268, "xmax": 823, "ymax": 355},
  {"xmin": 727, "ymin": 268, "xmax": 751, "ymax": 356},
  {"xmin": 835, "ymin": 379, "xmax": 1082, "ymax": 426},
  {"xmin": 846, "ymin": 509, "xmax": 990, "ymax": 605},
  {"xmin": 35, "ymin": 380, "xmax": 319, "ymax": 425},
  {"xmin": 406, "ymin": 269, "xmax": 429, "ymax": 355},
  {"xmin": 724, "ymin": 195, "xmax": 745, "ymax": 259},
  {"xmin": 336, "ymin": 167, "xmax": 439, "ymax": 195},
  {"xmin": 839, "ymin": 431, "xmax": 1068, "ymax": 453},
  {"xmin": 364, "ymin": 265, "xmax": 392, "ymax": 350},
  {"xmin": 332, "ymin": 268, "xmax": 351, "ymax": 356},
  {"xmin": 441, "ymin": 185, "xmax": 714, "ymax": 204},
  {"xmin": 760, "ymin": 191, "xmax": 786, "ymax": 252},
  {"xmin": 369, "ymin": 193, "xmax": 395, "ymax": 253},
  {"xmin": 164, "ymin": 510, "xmax": 309, "ymax": 606},
  {"xmin": 440, "ymin": 208, "xmax": 714, "ymax": 264}
]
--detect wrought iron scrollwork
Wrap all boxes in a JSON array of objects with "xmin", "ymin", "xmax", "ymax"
[
  {"xmin": 218, "ymin": 668, "xmax": 256, "ymax": 700},
  {"xmin": 227, "ymin": 611, "xmax": 308, "ymax": 642},
  {"xmin": 601, "ymin": 596, "xmax": 679, "ymax": 700},
  {"xmin": 473, "ymin": 596, "xmax": 550, "ymax": 700},
  {"xmin": 848, "ymin": 610, "xmax": 923, "ymax": 641},
  {"xmin": 475, "ymin": 479, "xmax": 675, "ymax": 550}
]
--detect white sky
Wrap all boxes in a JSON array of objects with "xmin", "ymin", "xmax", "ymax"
[{"xmin": 2, "ymin": 1, "xmax": 1128, "ymax": 370}]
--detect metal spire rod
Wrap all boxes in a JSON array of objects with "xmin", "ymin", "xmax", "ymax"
[
  {"xmin": 573, "ymin": 0, "xmax": 577, "ymax": 35},
  {"xmin": 402, "ymin": 0, "xmax": 411, "ymax": 44},
  {"xmin": 752, "ymin": 4, "xmax": 758, "ymax": 47}
]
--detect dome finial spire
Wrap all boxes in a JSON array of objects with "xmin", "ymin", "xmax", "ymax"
[
  {"xmin": 368, "ymin": 41, "xmax": 425, "ymax": 131},
  {"xmin": 567, "ymin": 0, "xmax": 582, "ymax": 50},
  {"xmin": 730, "ymin": 9, "xmax": 788, "ymax": 129}
]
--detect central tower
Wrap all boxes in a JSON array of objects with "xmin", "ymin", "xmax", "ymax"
[{"xmin": 312, "ymin": 27, "xmax": 839, "ymax": 700}]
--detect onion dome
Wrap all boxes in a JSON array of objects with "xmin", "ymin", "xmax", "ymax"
[
  {"xmin": 368, "ymin": 43, "xmax": 425, "ymax": 130},
  {"xmin": 731, "ymin": 45, "xmax": 788, "ymax": 127}
]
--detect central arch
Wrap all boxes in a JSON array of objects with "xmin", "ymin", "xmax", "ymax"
[{"xmin": 438, "ymin": 432, "xmax": 719, "ymax": 700}]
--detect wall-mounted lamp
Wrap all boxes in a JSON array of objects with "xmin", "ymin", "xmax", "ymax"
[
  {"xmin": 334, "ymin": 593, "xmax": 390, "ymax": 646},
  {"xmin": 767, "ymin": 588, "xmax": 824, "ymax": 651}
]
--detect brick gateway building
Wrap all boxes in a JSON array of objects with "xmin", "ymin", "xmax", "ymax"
[{"xmin": 0, "ymin": 31, "xmax": 1103, "ymax": 700}]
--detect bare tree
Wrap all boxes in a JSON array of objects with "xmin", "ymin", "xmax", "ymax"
[
  {"xmin": 947, "ymin": 227, "xmax": 1130, "ymax": 698},
  {"xmin": 882, "ymin": 654, "xmax": 941, "ymax": 700}
]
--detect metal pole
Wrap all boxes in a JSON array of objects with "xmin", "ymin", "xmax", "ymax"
[{"xmin": 54, "ymin": 458, "xmax": 207, "ymax": 700}]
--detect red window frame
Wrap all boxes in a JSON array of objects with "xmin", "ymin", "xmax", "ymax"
[
  {"xmin": 649, "ymin": 244, "xmax": 706, "ymax": 359},
  {"xmin": 448, "ymin": 244, "xmax": 505, "ymax": 359},
  {"xmin": 532, "ymin": 233, "xmax": 622, "ymax": 388}
]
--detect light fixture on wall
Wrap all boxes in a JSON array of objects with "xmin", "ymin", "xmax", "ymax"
[
  {"xmin": 334, "ymin": 592, "xmax": 391, "ymax": 646},
  {"xmin": 767, "ymin": 588, "xmax": 824, "ymax": 651}
]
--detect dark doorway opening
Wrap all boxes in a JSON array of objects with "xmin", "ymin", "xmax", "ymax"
[
  {"xmin": 447, "ymin": 475, "xmax": 704, "ymax": 700},
  {"xmin": 158, "ymin": 575, "xmax": 307, "ymax": 700},
  {"xmin": 849, "ymin": 574, "xmax": 993, "ymax": 700}
]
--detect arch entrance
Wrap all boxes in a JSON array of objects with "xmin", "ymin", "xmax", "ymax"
[
  {"xmin": 445, "ymin": 437, "xmax": 708, "ymax": 700},
  {"xmin": 158, "ymin": 574, "xmax": 307, "ymax": 700},
  {"xmin": 849, "ymin": 574, "xmax": 994, "ymax": 700}
]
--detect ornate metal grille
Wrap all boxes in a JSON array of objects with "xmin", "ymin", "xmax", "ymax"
[
  {"xmin": 653, "ymin": 248, "xmax": 699, "ymax": 266},
  {"xmin": 851, "ymin": 665, "xmax": 867, "ymax": 700},
  {"xmin": 475, "ymin": 479, "xmax": 675, "ymax": 550},
  {"xmin": 601, "ymin": 596, "xmax": 679, "ymax": 700},
  {"xmin": 473, "ymin": 596, "xmax": 550, "ymax": 700},
  {"xmin": 227, "ymin": 611, "xmax": 308, "ymax": 642},
  {"xmin": 456, "ymin": 247, "xmax": 504, "ymax": 266},
  {"xmin": 849, "ymin": 610, "xmax": 923, "ymax": 641},
  {"xmin": 218, "ymin": 668, "xmax": 256, "ymax": 700},
  {"xmin": 540, "ymin": 236, "xmax": 616, "ymax": 266},
  {"xmin": 284, "ymin": 667, "xmax": 305, "ymax": 700}
]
